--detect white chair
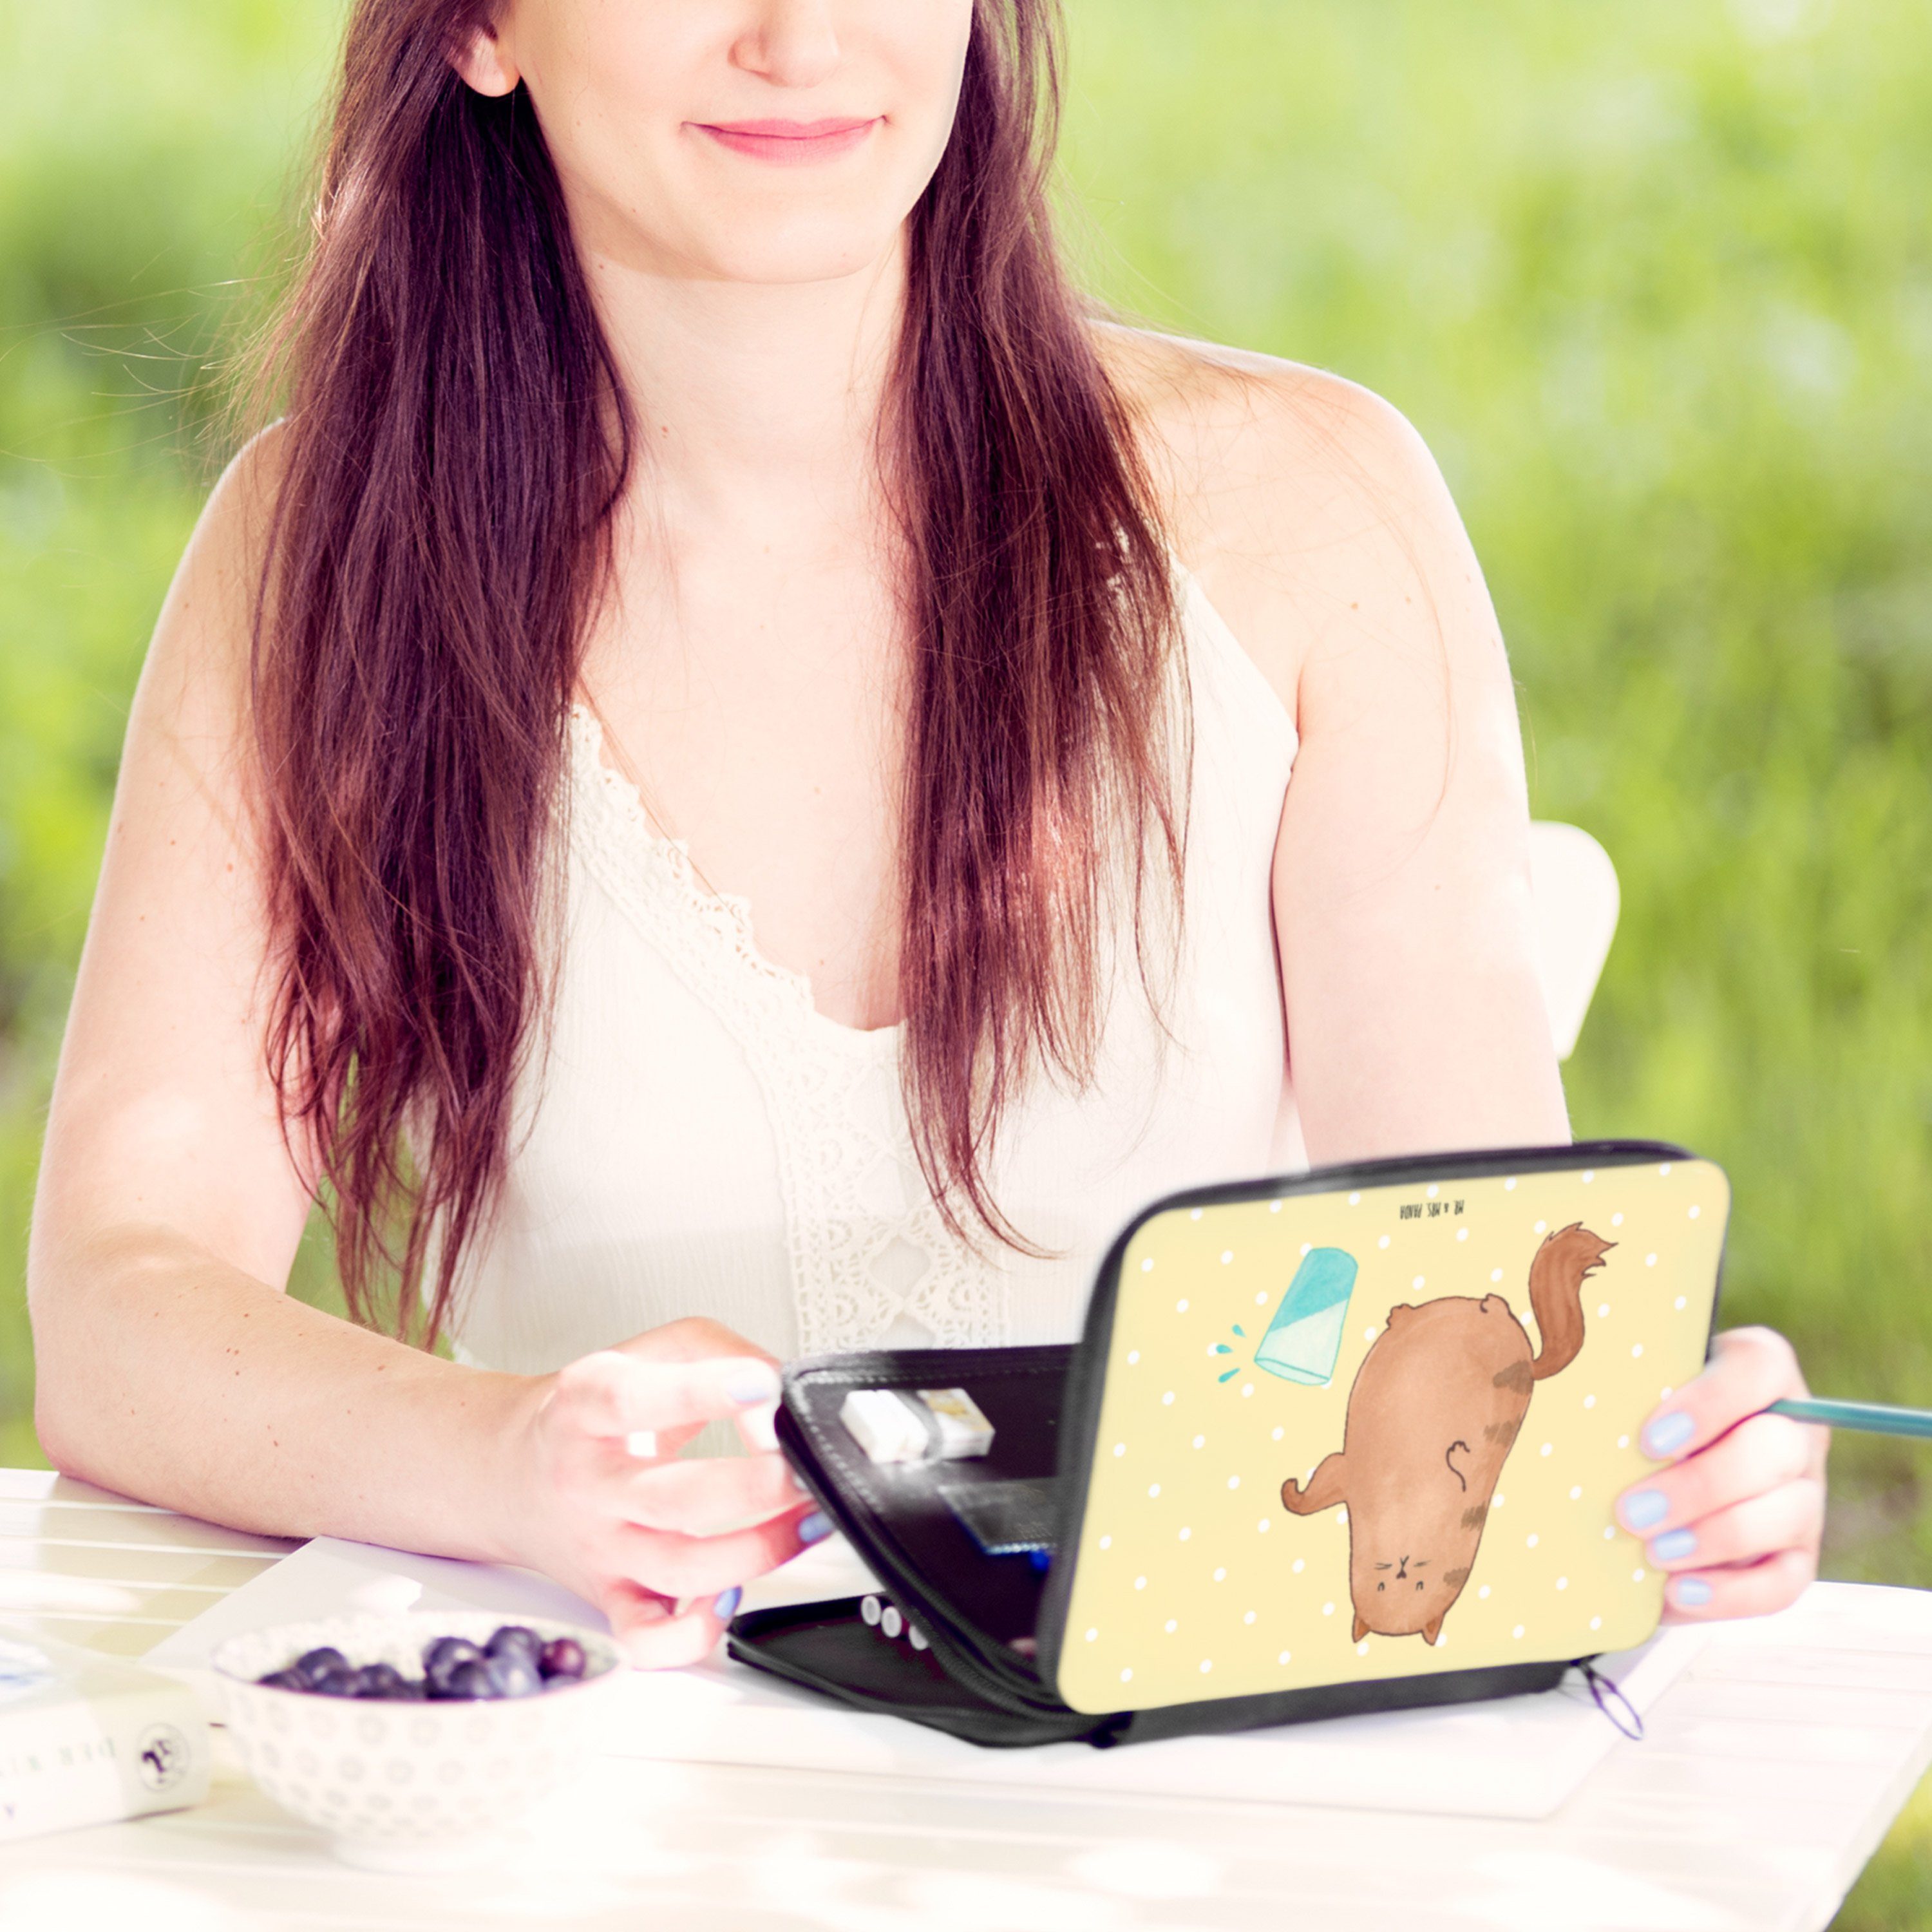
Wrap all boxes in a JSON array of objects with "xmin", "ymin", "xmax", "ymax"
[{"xmin": 1528, "ymin": 821, "xmax": 1618, "ymax": 1061}]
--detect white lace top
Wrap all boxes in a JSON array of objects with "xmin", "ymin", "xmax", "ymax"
[{"xmin": 448, "ymin": 565, "xmax": 1303, "ymax": 1372}]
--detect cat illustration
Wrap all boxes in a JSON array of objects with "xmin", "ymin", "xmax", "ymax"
[{"xmin": 1280, "ymin": 1223, "xmax": 1614, "ymax": 1645}]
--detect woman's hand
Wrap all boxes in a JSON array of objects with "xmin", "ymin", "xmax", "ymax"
[
  {"xmin": 504, "ymin": 1318, "xmax": 827, "ymax": 1667},
  {"xmin": 1615, "ymin": 1327, "xmax": 1828, "ymax": 1622}
]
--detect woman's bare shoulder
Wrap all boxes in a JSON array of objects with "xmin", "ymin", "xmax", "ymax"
[
  {"xmin": 143, "ymin": 424, "xmax": 289, "ymax": 737},
  {"xmin": 180, "ymin": 425, "xmax": 287, "ymax": 633},
  {"xmin": 1092, "ymin": 321, "xmax": 1486, "ymax": 719}
]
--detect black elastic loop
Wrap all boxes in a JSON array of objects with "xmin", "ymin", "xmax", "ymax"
[{"xmin": 1578, "ymin": 1659, "xmax": 1645, "ymax": 1741}]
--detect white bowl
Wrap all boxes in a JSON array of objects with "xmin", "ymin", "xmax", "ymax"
[{"xmin": 211, "ymin": 1610, "xmax": 623, "ymax": 1871}]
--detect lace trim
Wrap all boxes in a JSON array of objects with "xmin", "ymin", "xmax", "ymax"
[{"xmin": 564, "ymin": 706, "xmax": 1010, "ymax": 1352}]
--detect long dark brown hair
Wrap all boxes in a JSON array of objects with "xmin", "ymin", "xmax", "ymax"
[{"xmin": 251, "ymin": 0, "xmax": 1188, "ymax": 1343}]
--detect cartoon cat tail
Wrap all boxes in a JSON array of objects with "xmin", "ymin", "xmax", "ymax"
[
  {"xmin": 1528, "ymin": 1223, "xmax": 1615, "ymax": 1382},
  {"xmin": 1281, "ymin": 1452, "xmax": 1349, "ymax": 1515}
]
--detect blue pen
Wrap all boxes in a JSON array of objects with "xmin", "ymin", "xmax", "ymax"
[{"xmin": 1768, "ymin": 1397, "xmax": 1932, "ymax": 1441}]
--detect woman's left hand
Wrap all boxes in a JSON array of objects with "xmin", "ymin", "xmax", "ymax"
[{"xmin": 1615, "ymin": 1327, "xmax": 1829, "ymax": 1621}]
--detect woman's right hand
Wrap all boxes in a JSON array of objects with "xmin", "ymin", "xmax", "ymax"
[{"xmin": 502, "ymin": 1319, "xmax": 827, "ymax": 1667}]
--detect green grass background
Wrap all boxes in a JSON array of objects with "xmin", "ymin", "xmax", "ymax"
[{"xmin": 3, "ymin": 1, "xmax": 1929, "ymax": 1919}]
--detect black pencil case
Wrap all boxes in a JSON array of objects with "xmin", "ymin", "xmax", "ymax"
[{"xmin": 728, "ymin": 1140, "xmax": 1730, "ymax": 1748}]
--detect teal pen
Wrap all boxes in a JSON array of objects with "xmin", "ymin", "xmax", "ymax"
[{"xmin": 1768, "ymin": 1397, "xmax": 1932, "ymax": 1441}]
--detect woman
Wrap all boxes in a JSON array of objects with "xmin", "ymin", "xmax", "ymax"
[{"xmin": 27, "ymin": 0, "xmax": 1825, "ymax": 1667}]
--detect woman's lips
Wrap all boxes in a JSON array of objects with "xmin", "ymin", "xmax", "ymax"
[{"xmin": 696, "ymin": 117, "xmax": 882, "ymax": 166}]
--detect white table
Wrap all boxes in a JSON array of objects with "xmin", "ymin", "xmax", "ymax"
[{"xmin": 0, "ymin": 1468, "xmax": 1924, "ymax": 1931}]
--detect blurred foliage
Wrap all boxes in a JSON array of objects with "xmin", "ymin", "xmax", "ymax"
[{"xmin": 1, "ymin": 1, "xmax": 1929, "ymax": 1917}]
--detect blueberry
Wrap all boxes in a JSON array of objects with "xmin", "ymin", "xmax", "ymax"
[
  {"xmin": 486, "ymin": 1625, "xmax": 544, "ymax": 1665},
  {"xmin": 308, "ymin": 1665, "xmax": 358, "ymax": 1698},
  {"xmin": 432, "ymin": 1658, "xmax": 497, "ymax": 1701},
  {"xmin": 350, "ymin": 1663, "xmax": 409, "ymax": 1700},
  {"xmin": 538, "ymin": 1637, "xmax": 586, "ymax": 1683},
  {"xmin": 422, "ymin": 1636, "xmax": 484, "ymax": 1680},
  {"xmin": 294, "ymin": 1647, "xmax": 348, "ymax": 1685},
  {"xmin": 257, "ymin": 1669, "xmax": 307, "ymax": 1691},
  {"xmin": 485, "ymin": 1652, "xmax": 543, "ymax": 1698}
]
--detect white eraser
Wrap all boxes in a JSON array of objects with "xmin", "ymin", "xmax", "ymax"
[
  {"xmin": 918, "ymin": 1387, "xmax": 996, "ymax": 1461},
  {"xmin": 841, "ymin": 1386, "xmax": 996, "ymax": 1465},
  {"xmin": 841, "ymin": 1388, "xmax": 926, "ymax": 1464}
]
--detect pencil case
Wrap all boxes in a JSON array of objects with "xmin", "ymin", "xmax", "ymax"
[{"xmin": 728, "ymin": 1140, "xmax": 1730, "ymax": 1747}]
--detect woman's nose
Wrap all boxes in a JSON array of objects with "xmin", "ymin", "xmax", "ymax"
[{"xmin": 731, "ymin": 0, "xmax": 843, "ymax": 90}]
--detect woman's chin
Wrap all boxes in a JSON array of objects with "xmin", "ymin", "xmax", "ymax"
[{"xmin": 667, "ymin": 218, "xmax": 905, "ymax": 290}]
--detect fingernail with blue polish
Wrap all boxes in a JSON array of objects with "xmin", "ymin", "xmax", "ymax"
[
  {"xmin": 799, "ymin": 1511, "xmax": 833, "ymax": 1546},
  {"xmin": 1672, "ymin": 1576, "xmax": 1714, "ymax": 1608},
  {"xmin": 1642, "ymin": 1412, "xmax": 1696, "ymax": 1459},
  {"xmin": 726, "ymin": 1363, "xmax": 780, "ymax": 1405},
  {"xmin": 1620, "ymin": 1488, "xmax": 1670, "ymax": 1531},
  {"xmin": 713, "ymin": 1587, "xmax": 742, "ymax": 1621},
  {"xmin": 1650, "ymin": 1528, "xmax": 1698, "ymax": 1562}
]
